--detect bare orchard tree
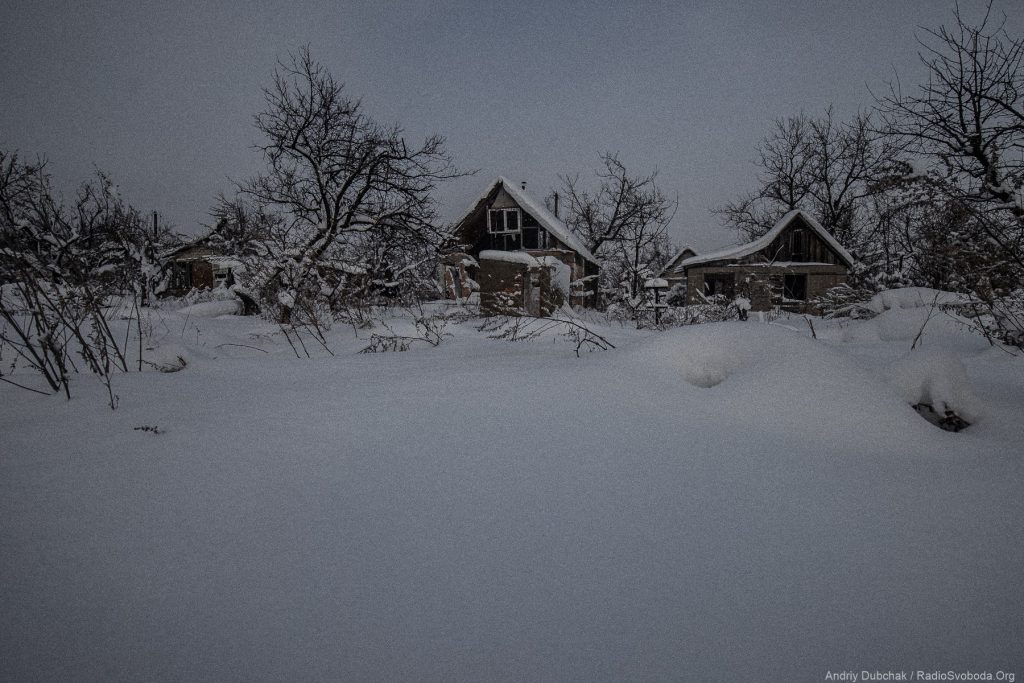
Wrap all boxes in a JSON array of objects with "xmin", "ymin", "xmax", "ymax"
[
  {"xmin": 875, "ymin": 2, "xmax": 1024, "ymax": 269},
  {"xmin": 715, "ymin": 108, "xmax": 899, "ymax": 251},
  {"xmin": 714, "ymin": 113, "xmax": 816, "ymax": 241},
  {"xmin": 559, "ymin": 152, "xmax": 677, "ymax": 299},
  {"xmin": 560, "ymin": 153, "xmax": 676, "ymax": 257},
  {"xmin": 241, "ymin": 47, "xmax": 464, "ymax": 321}
]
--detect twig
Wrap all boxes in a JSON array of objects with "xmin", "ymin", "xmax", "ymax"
[
  {"xmin": 0, "ymin": 375, "xmax": 53, "ymax": 396},
  {"xmin": 214, "ymin": 343, "xmax": 269, "ymax": 354},
  {"xmin": 911, "ymin": 291, "xmax": 941, "ymax": 350}
]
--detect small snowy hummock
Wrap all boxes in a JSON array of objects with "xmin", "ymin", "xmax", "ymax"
[{"xmin": 888, "ymin": 350, "xmax": 983, "ymax": 423}]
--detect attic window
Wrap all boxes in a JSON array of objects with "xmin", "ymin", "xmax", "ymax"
[
  {"xmin": 488, "ymin": 208, "xmax": 521, "ymax": 234},
  {"xmin": 790, "ymin": 229, "xmax": 807, "ymax": 261},
  {"xmin": 522, "ymin": 226, "xmax": 544, "ymax": 249}
]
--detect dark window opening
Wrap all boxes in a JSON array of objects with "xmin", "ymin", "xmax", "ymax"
[
  {"xmin": 704, "ymin": 273, "xmax": 735, "ymax": 298},
  {"xmin": 488, "ymin": 208, "xmax": 521, "ymax": 234},
  {"xmin": 493, "ymin": 232, "xmax": 520, "ymax": 251},
  {"xmin": 784, "ymin": 273, "xmax": 807, "ymax": 300},
  {"xmin": 522, "ymin": 227, "xmax": 539, "ymax": 249},
  {"xmin": 789, "ymin": 229, "xmax": 807, "ymax": 261}
]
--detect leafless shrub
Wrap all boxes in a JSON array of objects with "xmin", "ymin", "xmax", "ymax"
[
  {"xmin": 359, "ymin": 312, "xmax": 450, "ymax": 353},
  {"xmin": 478, "ymin": 315, "xmax": 615, "ymax": 357}
]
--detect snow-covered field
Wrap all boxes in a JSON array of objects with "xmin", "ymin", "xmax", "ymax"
[{"xmin": 2, "ymin": 299, "xmax": 1023, "ymax": 680}]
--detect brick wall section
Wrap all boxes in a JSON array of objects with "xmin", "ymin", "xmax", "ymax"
[
  {"xmin": 480, "ymin": 260, "xmax": 529, "ymax": 315},
  {"xmin": 478, "ymin": 257, "xmax": 566, "ymax": 316}
]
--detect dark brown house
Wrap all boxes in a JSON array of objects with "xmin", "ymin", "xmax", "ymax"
[
  {"xmin": 443, "ymin": 177, "xmax": 600, "ymax": 315},
  {"xmin": 682, "ymin": 210, "xmax": 853, "ymax": 313}
]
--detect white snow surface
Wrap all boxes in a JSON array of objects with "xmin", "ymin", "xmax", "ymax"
[
  {"xmin": 888, "ymin": 350, "xmax": 983, "ymax": 421},
  {"xmin": 2, "ymin": 304, "xmax": 1023, "ymax": 680},
  {"xmin": 866, "ymin": 286, "xmax": 971, "ymax": 313},
  {"xmin": 175, "ymin": 299, "xmax": 243, "ymax": 318}
]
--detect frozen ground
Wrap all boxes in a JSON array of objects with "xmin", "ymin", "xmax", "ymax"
[{"xmin": 2, "ymin": 299, "xmax": 1023, "ymax": 680}]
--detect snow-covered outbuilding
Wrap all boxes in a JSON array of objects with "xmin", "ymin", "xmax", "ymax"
[
  {"xmin": 681, "ymin": 210, "xmax": 853, "ymax": 313},
  {"xmin": 442, "ymin": 177, "xmax": 600, "ymax": 315},
  {"xmin": 162, "ymin": 242, "xmax": 242, "ymax": 296},
  {"xmin": 658, "ymin": 245, "xmax": 698, "ymax": 289}
]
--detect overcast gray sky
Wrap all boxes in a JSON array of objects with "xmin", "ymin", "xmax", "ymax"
[{"xmin": 1, "ymin": 1, "xmax": 1016, "ymax": 252}]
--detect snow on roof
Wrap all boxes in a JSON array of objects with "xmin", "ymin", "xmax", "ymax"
[
  {"xmin": 659, "ymin": 245, "xmax": 698, "ymax": 276},
  {"xmin": 458, "ymin": 177, "xmax": 599, "ymax": 265},
  {"xmin": 644, "ymin": 278, "xmax": 669, "ymax": 288},
  {"xmin": 680, "ymin": 210, "xmax": 854, "ymax": 269}
]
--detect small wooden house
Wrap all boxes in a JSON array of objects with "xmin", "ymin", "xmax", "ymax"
[
  {"xmin": 162, "ymin": 243, "xmax": 242, "ymax": 296},
  {"xmin": 443, "ymin": 177, "xmax": 600, "ymax": 315},
  {"xmin": 682, "ymin": 210, "xmax": 853, "ymax": 313}
]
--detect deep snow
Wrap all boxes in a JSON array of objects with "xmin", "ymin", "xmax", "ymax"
[{"xmin": 1, "ymin": 302, "xmax": 1022, "ymax": 681}]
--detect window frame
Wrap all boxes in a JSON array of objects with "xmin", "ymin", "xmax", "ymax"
[
  {"xmin": 487, "ymin": 207, "xmax": 522, "ymax": 235},
  {"xmin": 703, "ymin": 272, "xmax": 735, "ymax": 298}
]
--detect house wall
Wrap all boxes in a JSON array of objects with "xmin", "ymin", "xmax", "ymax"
[
  {"xmin": 683, "ymin": 215, "xmax": 850, "ymax": 312},
  {"xmin": 685, "ymin": 264, "xmax": 847, "ymax": 313},
  {"xmin": 478, "ymin": 257, "xmax": 564, "ymax": 317}
]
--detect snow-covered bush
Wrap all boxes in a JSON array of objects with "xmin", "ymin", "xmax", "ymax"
[
  {"xmin": 961, "ymin": 288, "xmax": 1024, "ymax": 350},
  {"xmin": 889, "ymin": 350, "xmax": 982, "ymax": 430},
  {"xmin": 814, "ymin": 284, "xmax": 878, "ymax": 319}
]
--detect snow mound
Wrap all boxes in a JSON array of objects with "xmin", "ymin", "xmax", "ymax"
[
  {"xmin": 888, "ymin": 350, "xmax": 983, "ymax": 423},
  {"xmin": 633, "ymin": 324, "xmax": 786, "ymax": 389},
  {"xmin": 177, "ymin": 299, "xmax": 242, "ymax": 318},
  {"xmin": 677, "ymin": 341, "xmax": 748, "ymax": 388},
  {"xmin": 142, "ymin": 342, "xmax": 190, "ymax": 372},
  {"xmin": 866, "ymin": 287, "xmax": 969, "ymax": 313},
  {"xmin": 827, "ymin": 305, "xmax": 991, "ymax": 353}
]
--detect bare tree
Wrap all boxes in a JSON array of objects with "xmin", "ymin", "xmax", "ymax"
[
  {"xmin": 559, "ymin": 153, "xmax": 676, "ymax": 299},
  {"xmin": 715, "ymin": 109, "xmax": 898, "ymax": 250},
  {"xmin": 715, "ymin": 114, "xmax": 816, "ymax": 240},
  {"xmin": 560, "ymin": 153, "xmax": 676, "ymax": 257},
  {"xmin": 240, "ymin": 47, "xmax": 464, "ymax": 321},
  {"xmin": 875, "ymin": 2, "xmax": 1024, "ymax": 269}
]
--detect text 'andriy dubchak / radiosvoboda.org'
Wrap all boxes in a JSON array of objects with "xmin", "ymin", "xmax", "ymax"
[{"xmin": 825, "ymin": 671, "xmax": 1016, "ymax": 682}]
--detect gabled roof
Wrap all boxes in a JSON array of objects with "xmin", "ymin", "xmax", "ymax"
[
  {"xmin": 455, "ymin": 177, "xmax": 599, "ymax": 265},
  {"xmin": 680, "ymin": 209, "xmax": 854, "ymax": 269},
  {"xmin": 659, "ymin": 245, "xmax": 698, "ymax": 277}
]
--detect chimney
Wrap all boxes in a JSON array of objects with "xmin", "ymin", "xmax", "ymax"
[
  {"xmin": 553, "ymin": 191, "xmax": 560, "ymax": 218},
  {"xmin": 521, "ymin": 180, "xmax": 527, "ymax": 191},
  {"xmin": 152, "ymin": 211, "xmax": 158, "ymax": 239}
]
